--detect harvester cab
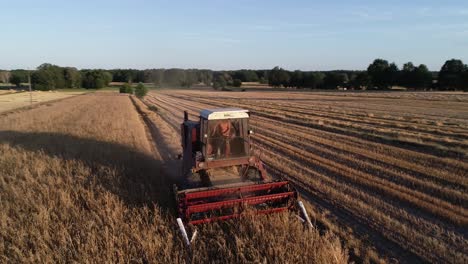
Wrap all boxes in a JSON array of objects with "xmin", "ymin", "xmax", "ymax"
[{"xmin": 175, "ymin": 108, "xmax": 301, "ymax": 226}]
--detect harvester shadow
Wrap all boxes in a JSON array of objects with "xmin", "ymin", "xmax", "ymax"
[{"xmin": 0, "ymin": 130, "xmax": 177, "ymax": 214}]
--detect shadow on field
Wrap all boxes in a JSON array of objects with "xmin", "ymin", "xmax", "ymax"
[{"xmin": 0, "ymin": 130, "xmax": 177, "ymax": 214}]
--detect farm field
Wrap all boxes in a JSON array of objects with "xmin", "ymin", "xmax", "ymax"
[
  {"xmin": 0, "ymin": 91, "xmax": 347, "ymax": 263},
  {"xmin": 0, "ymin": 90, "xmax": 86, "ymax": 113},
  {"xmin": 0, "ymin": 90, "xmax": 18, "ymax": 95},
  {"xmin": 144, "ymin": 89, "xmax": 468, "ymax": 263}
]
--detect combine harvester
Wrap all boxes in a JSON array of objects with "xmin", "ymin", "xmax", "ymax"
[{"xmin": 174, "ymin": 108, "xmax": 312, "ymax": 246}]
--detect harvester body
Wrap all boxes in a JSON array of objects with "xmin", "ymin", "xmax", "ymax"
[{"xmin": 176, "ymin": 108, "xmax": 297, "ymax": 225}]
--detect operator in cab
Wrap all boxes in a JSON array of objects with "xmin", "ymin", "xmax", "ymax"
[{"xmin": 207, "ymin": 119, "xmax": 236, "ymax": 159}]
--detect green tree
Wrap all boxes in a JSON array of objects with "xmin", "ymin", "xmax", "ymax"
[
  {"xmin": 119, "ymin": 83, "xmax": 134, "ymax": 94},
  {"xmin": 462, "ymin": 68, "xmax": 468, "ymax": 91},
  {"xmin": 144, "ymin": 69, "xmax": 165, "ymax": 87},
  {"xmin": 31, "ymin": 63, "xmax": 57, "ymax": 91},
  {"xmin": 63, "ymin": 67, "xmax": 81, "ymax": 88},
  {"xmin": 42, "ymin": 63, "xmax": 66, "ymax": 88},
  {"xmin": 289, "ymin": 70, "xmax": 304, "ymax": 88},
  {"xmin": 110, "ymin": 69, "xmax": 141, "ymax": 82},
  {"xmin": 350, "ymin": 72, "xmax": 371, "ymax": 89},
  {"xmin": 163, "ymin": 69, "xmax": 186, "ymax": 87},
  {"xmin": 400, "ymin": 62, "xmax": 432, "ymax": 89},
  {"xmin": 387, "ymin": 63, "xmax": 399, "ymax": 88},
  {"xmin": 212, "ymin": 74, "xmax": 227, "ymax": 90},
  {"xmin": 310, "ymin": 72, "xmax": 325, "ymax": 88},
  {"xmin": 413, "ymin": 64, "xmax": 432, "ymax": 89},
  {"xmin": 197, "ymin": 70, "xmax": 213, "ymax": 86},
  {"xmin": 268, "ymin": 66, "xmax": 290, "ymax": 88},
  {"xmin": 9, "ymin": 74, "xmax": 22, "ymax": 87},
  {"xmin": 81, "ymin": 70, "xmax": 112, "ymax": 89},
  {"xmin": 232, "ymin": 79, "xmax": 242, "ymax": 87},
  {"xmin": 257, "ymin": 70, "xmax": 269, "ymax": 84},
  {"xmin": 134, "ymin": 83, "xmax": 148, "ymax": 97},
  {"xmin": 9, "ymin": 70, "xmax": 29, "ymax": 87},
  {"xmin": 103, "ymin": 72, "xmax": 112, "ymax": 86},
  {"xmin": 31, "ymin": 71, "xmax": 55, "ymax": 90},
  {"xmin": 181, "ymin": 70, "xmax": 198, "ymax": 88},
  {"xmin": 367, "ymin": 59, "xmax": 397, "ymax": 89},
  {"xmin": 438, "ymin": 59, "xmax": 466, "ymax": 90},
  {"xmin": 232, "ymin": 70, "xmax": 259, "ymax": 82},
  {"xmin": 323, "ymin": 72, "xmax": 346, "ymax": 89},
  {"xmin": 400, "ymin": 62, "xmax": 415, "ymax": 87},
  {"xmin": 31, "ymin": 64, "xmax": 66, "ymax": 90}
]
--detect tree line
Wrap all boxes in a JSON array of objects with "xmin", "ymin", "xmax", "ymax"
[
  {"xmin": 108, "ymin": 68, "xmax": 266, "ymax": 89},
  {"xmin": 0, "ymin": 58, "xmax": 466, "ymax": 91},
  {"xmin": 267, "ymin": 59, "xmax": 467, "ymax": 91},
  {"xmin": 0, "ymin": 64, "xmax": 112, "ymax": 90}
]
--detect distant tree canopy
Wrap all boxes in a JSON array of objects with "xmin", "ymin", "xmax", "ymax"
[
  {"xmin": 232, "ymin": 79, "xmax": 242, "ymax": 87},
  {"xmin": 64, "ymin": 67, "xmax": 82, "ymax": 88},
  {"xmin": 438, "ymin": 59, "xmax": 467, "ymax": 90},
  {"xmin": 212, "ymin": 72, "xmax": 229, "ymax": 90},
  {"xmin": 288, "ymin": 71, "xmax": 325, "ymax": 89},
  {"xmin": 163, "ymin": 69, "xmax": 187, "ymax": 87},
  {"xmin": 9, "ymin": 74, "xmax": 23, "ymax": 87},
  {"xmin": 366, "ymin": 59, "xmax": 399, "ymax": 89},
  {"xmin": 349, "ymin": 72, "xmax": 371, "ymax": 89},
  {"xmin": 230, "ymin": 70, "xmax": 259, "ymax": 82},
  {"xmin": 134, "ymin": 82, "xmax": 148, "ymax": 97},
  {"xmin": 4, "ymin": 59, "xmax": 467, "ymax": 91},
  {"xmin": 31, "ymin": 64, "xmax": 66, "ymax": 90},
  {"xmin": 323, "ymin": 72, "xmax": 347, "ymax": 89},
  {"xmin": 110, "ymin": 69, "xmax": 144, "ymax": 83},
  {"xmin": 400, "ymin": 63, "xmax": 432, "ymax": 89},
  {"xmin": 119, "ymin": 68, "xmax": 211, "ymax": 88},
  {"xmin": 262, "ymin": 58, "xmax": 466, "ymax": 91},
  {"xmin": 197, "ymin": 70, "xmax": 213, "ymax": 86},
  {"xmin": 102, "ymin": 61, "xmax": 467, "ymax": 91},
  {"xmin": 9, "ymin": 70, "xmax": 29, "ymax": 87},
  {"xmin": 119, "ymin": 83, "xmax": 134, "ymax": 94},
  {"xmin": 268, "ymin": 66, "xmax": 290, "ymax": 87},
  {"xmin": 81, "ymin": 70, "xmax": 112, "ymax": 89}
]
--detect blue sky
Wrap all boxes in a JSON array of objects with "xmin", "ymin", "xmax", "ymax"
[{"xmin": 1, "ymin": 0, "xmax": 467, "ymax": 70}]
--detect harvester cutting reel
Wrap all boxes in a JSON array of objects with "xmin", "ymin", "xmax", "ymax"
[{"xmin": 176, "ymin": 199, "xmax": 313, "ymax": 249}]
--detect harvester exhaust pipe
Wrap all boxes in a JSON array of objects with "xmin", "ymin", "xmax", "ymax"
[
  {"xmin": 183, "ymin": 111, "xmax": 188, "ymax": 121},
  {"xmin": 298, "ymin": 201, "xmax": 314, "ymax": 229}
]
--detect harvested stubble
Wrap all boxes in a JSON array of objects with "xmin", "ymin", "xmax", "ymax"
[
  {"xmin": 144, "ymin": 89, "xmax": 468, "ymax": 263},
  {"xmin": 0, "ymin": 91, "xmax": 86, "ymax": 113}
]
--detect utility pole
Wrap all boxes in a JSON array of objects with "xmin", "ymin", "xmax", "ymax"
[{"xmin": 28, "ymin": 70, "xmax": 32, "ymax": 106}]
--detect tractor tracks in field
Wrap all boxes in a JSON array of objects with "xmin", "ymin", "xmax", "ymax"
[{"xmin": 129, "ymin": 95, "xmax": 181, "ymax": 181}]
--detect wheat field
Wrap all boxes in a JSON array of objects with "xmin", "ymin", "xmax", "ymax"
[
  {"xmin": 0, "ymin": 90, "xmax": 86, "ymax": 113},
  {"xmin": 0, "ymin": 91, "xmax": 347, "ymax": 263},
  {"xmin": 143, "ymin": 89, "xmax": 468, "ymax": 263}
]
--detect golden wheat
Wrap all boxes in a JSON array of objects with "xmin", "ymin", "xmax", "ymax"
[
  {"xmin": 144, "ymin": 89, "xmax": 468, "ymax": 263},
  {"xmin": 0, "ymin": 91, "xmax": 347, "ymax": 263}
]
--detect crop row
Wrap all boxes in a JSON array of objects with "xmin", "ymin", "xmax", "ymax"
[{"xmin": 143, "ymin": 91, "xmax": 468, "ymax": 263}]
